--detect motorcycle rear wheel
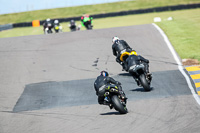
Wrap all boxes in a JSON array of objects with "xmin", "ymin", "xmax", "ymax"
[
  {"xmin": 139, "ymin": 74, "xmax": 151, "ymax": 91},
  {"xmin": 111, "ymin": 95, "xmax": 128, "ymax": 114}
]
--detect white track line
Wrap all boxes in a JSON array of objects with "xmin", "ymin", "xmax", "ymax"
[{"xmin": 152, "ymin": 23, "xmax": 200, "ymax": 105}]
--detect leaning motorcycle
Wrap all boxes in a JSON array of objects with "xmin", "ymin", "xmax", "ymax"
[
  {"xmin": 104, "ymin": 84, "xmax": 128, "ymax": 114},
  {"xmin": 120, "ymin": 50, "xmax": 152, "ymax": 91}
]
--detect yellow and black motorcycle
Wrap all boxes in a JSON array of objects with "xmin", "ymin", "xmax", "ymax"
[
  {"xmin": 119, "ymin": 50, "xmax": 151, "ymax": 91},
  {"xmin": 119, "ymin": 50, "xmax": 138, "ymax": 62}
]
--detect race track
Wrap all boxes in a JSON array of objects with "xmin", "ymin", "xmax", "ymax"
[{"xmin": 0, "ymin": 24, "xmax": 200, "ymax": 133}]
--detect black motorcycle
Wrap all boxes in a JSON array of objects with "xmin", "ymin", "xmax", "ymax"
[
  {"xmin": 129, "ymin": 63, "xmax": 151, "ymax": 91},
  {"xmin": 69, "ymin": 24, "xmax": 77, "ymax": 32},
  {"xmin": 104, "ymin": 84, "xmax": 128, "ymax": 114},
  {"xmin": 84, "ymin": 21, "xmax": 93, "ymax": 30},
  {"xmin": 44, "ymin": 23, "xmax": 53, "ymax": 34},
  {"xmin": 120, "ymin": 51, "xmax": 152, "ymax": 91}
]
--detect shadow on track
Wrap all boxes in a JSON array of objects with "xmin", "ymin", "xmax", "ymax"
[
  {"xmin": 118, "ymin": 73, "xmax": 132, "ymax": 76},
  {"xmin": 100, "ymin": 112, "xmax": 124, "ymax": 115},
  {"xmin": 130, "ymin": 87, "xmax": 154, "ymax": 92}
]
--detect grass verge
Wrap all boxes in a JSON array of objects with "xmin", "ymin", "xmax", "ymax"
[
  {"xmin": 0, "ymin": 0, "xmax": 199, "ymax": 25},
  {"xmin": 0, "ymin": 8, "xmax": 199, "ymax": 61}
]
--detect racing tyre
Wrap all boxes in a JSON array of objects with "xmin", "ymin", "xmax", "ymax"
[
  {"xmin": 139, "ymin": 74, "xmax": 151, "ymax": 91},
  {"xmin": 111, "ymin": 95, "xmax": 128, "ymax": 114},
  {"xmin": 87, "ymin": 24, "xmax": 92, "ymax": 30}
]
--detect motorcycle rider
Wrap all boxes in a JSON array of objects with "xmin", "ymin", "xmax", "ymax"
[
  {"xmin": 81, "ymin": 14, "xmax": 93, "ymax": 29},
  {"xmin": 112, "ymin": 36, "xmax": 133, "ymax": 71},
  {"xmin": 53, "ymin": 19, "xmax": 62, "ymax": 33},
  {"xmin": 112, "ymin": 36, "xmax": 151, "ymax": 86},
  {"xmin": 94, "ymin": 71, "xmax": 126, "ymax": 108},
  {"xmin": 127, "ymin": 54, "xmax": 152, "ymax": 86},
  {"xmin": 69, "ymin": 20, "xmax": 77, "ymax": 31},
  {"xmin": 43, "ymin": 18, "xmax": 53, "ymax": 34},
  {"xmin": 54, "ymin": 19, "xmax": 60, "ymax": 26}
]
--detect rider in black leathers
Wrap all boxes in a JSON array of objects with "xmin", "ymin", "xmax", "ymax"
[
  {"xmin": 127, "ymin": 54, "xmax": 151, "ymax": 86},
  {"xmin": 94, "ymin": 71, "xmax": 126, "ymax": 106},
  {"xmin": 43, "ymin": 18, "xmax": 53, "ymax": 33},
  {"xmin": 112, "ymin": 36, "xmax": 151, "ymax": 86},
  {"xmin": 112, "ymin": 36, "xmax": 133, "ymax": 71},
  {"xmin": 69, "ymin": 20, "xmax": 77, "ymax": 31},
  {"xmin": 127, "ymin": 54, "xmax": 150, "ymax": 73}
]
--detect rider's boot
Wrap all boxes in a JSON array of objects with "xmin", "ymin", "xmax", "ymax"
[{"xmin": 109, "ymin": 104, "xmax": 113, "ymax": 109}]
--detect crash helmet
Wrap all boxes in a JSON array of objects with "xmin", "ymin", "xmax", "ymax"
[
  {"xmin": 46, "ymin": 18, "xmax": 51, "ymax": 22},
  {"xmin": 70, "ymin": 20, "xmax": 75, "ymax": 24},
  {"xmin": 112, "ymin": 36, "xmax": 120, "ymax": 44},
  {"xmin": 100, "ymin": 71, "xmax": 109, "ymax": 77},
  {"xmin": 54, "ymin": 20, "xmax": 59, "ymax": 24}
]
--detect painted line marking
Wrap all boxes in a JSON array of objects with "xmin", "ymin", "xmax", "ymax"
[
  {"xmin": 186, "ymin": 66, "xmax": 200, "ymax": 71},
  {"xmin": 191, "ymin": 74, "xmax": 200, "ymax": 79},
  {"xmin": 152, "ymin": 23, "xmax": 200, "ymax": 105}
]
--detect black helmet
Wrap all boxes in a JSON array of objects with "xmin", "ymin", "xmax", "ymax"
[{"xmin": 100, "ymin": 71, "xmax": 109, "ymax": 77}]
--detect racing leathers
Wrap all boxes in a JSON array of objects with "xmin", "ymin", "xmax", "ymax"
[
  {"xmin": 43, "ymin": 21, "xmax": 53, "ymax": 33},
  {"xmin": 94, "ymin": 75, "xmax": 124, "ymax": 104},
  {"xmin": 69, "ymin": 20, "xmax": 77, "ymax": 31},
  {"xmin": 126, "ymin": 54, "xmax": 151, "ymax": 86},
  {"xmin": 112, "ymin": 40, "xmax": 132, "ymax": 71},
  {"xmin": 81, "ymin": 14, "xmax": 93, "ymax": 29}
]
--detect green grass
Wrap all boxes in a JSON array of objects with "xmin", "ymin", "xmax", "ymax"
[
  {"xmin": 156, "ymin": 10, "xmax": 200, "ymax": 61},
  {"xmin": 0, "ymin": 8, "xmax": 199, "ymax": 61},
  {"xmin": 0, "ymin": 0, "xmax": 199, "ymax": 25}
]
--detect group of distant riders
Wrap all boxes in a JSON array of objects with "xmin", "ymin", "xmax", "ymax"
[
  {"xmin": 43, "ymin": 14, "xmax": 93, "ymax": 34},
  {"xmin": 43, "ymin": 14, "xmax": 152, "ymax": 114}
]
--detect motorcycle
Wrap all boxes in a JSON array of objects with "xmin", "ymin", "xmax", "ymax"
[
  {"xmin": 104, "ymin": 84, "xmax": 128, "ymax": 114},
  {"xmin": 69, "ymin": 23, "xmax": 81, "ymax": 32},
  {"xmin": 54, "ymin": 24, "xmax": 62, "ymax": 33},
  {"xmin": 44, "ymin": 23, "xmax": 53, "ymax": 34},
  {"xmin": 84, "ymin": 21, "xmax": 93, "ymax": 30},
  {"xmin": 69, "ymin": 24, "xmax": 77, "ymax": 31},
  {"xmin": 120, "ymin": 50, "xmax": 152, "ymax": 91}
]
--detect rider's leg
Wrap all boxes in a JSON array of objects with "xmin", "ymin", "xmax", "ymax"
[{"xmin": 98, "ymin": 96, "xmax": 104, "ymax": 104}]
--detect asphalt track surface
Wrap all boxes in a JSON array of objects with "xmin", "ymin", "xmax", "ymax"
[{"xmin": 0, "ymin": 24, "xmax": 200, "ymax": 133}]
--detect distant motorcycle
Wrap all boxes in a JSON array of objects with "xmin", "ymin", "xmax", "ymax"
[
  {"xmin": 81, "ymin": 15, "xmax": 93, "ymax": 30},
  {"xmin": 54, "ymin": 24, "xmax": 62, "ymax": 33},
  {"xmin": 120, "ymin": 50, "xmax": 152, "ymax": 91},
  {"xmin": 104, "ymin": 84, "xmax": 128, "ymax": 114},
  {"xmin": 53, "ymin": 20, "xmax": 62, "ymax": 33},
  {"xmin": 69, "ymin": 20, "xmax": 81, "ymax": 32},
  {"xmin": 69, "ymin": 24, "xmax": 76, "ymax": 32},
  {"xmin": 84, "ymin": 21, "xmax": 93, "ymax": 30},
  {"xmin": 44, "ymin": 23, "xmax": 53, "ymax": 34}
]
